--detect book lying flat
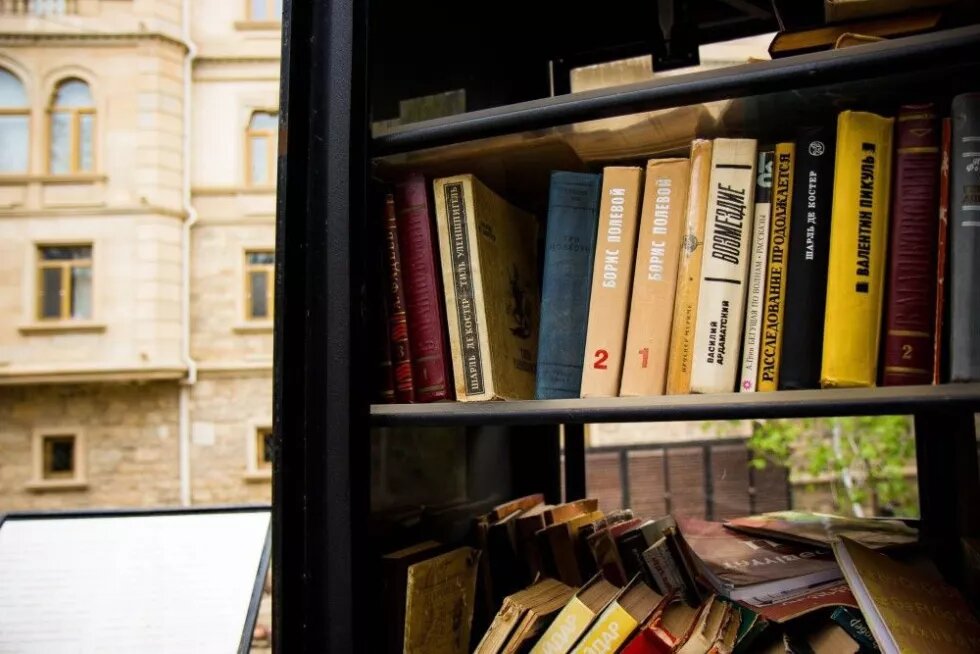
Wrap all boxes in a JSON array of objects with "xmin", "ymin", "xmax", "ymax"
[
  {"xmin": 742, "ymin": 580, "xmax": 858, "ymax": 624},
  {"xmin": 724, "ymin": 511, "xmax": 918, "ymax": 550}
]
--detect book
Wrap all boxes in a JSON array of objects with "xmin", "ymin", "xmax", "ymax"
[
  {"xmin": 746, "ymin": 581, "xmax": 859, "ymax": 624},
  {"xmin": 767, "ymin": 10, "xmax": 943, "ymax": 58},
  {"xmin": 541, "ymin": 510, "xmax": 604, "ymax": 587},
  {"xmin": 934, "ymin": 118, "xmax": 952, "ymax": 384},
  {"xmin": 381, "ymin": 192, "xmax": 416, "ymax": 402},
  {"xmin": 786, "ymin": 622, "xmax": 862, "ymax": 654},
  {"xmin": 676, "ymin": 517, "xmax": 841, "ymax": 606},
  {"xmin": 529, "ymin": 575, "xmax": 619, "ymax": 654},
  {"xmin": 833, "ymin": 537, "xmax": 980, "ymax": 653},
  {"xmin": 882, "ymin": 104, "xmax": 941, "ymax": 386},
  {"xmin": 620, "ymin": 158, "xmax": 691, "ymax": 396},
  {"xmin": 433, "ymin": 175, "xmax": 540, "ymax": 400},
  {"xmin": 690, "ymin": 138, "xmax": 759, "ymax": 393},
  {"xmin": 740, "ymin": 150, "xmax": 774, "ymax": 392},
  {"xmin": 474, "ymin": 578, "xmax": 575, "ymax": 654},
  {"xmin": 403, "ymin": 546, "xmax": 481, "ymax": 654},
  {"xmin": 382, "ymin": 540, "xmax": 448, "ymax": 654},
  {"xmin": 568, "ymin": 577, "xmax": 664, "ymax": 654},
  {"xmin": 780, "ymin": 125, "xmax": 837, "ymax": 390},
  {"xmin": 588, "ymin": 517, "xmax": 643, "ymax": 586},
  {"xmin": 724, "ymin": 511, "xmax": 918, "ymax": 550},
  {"xmin": 476, "ymin": 494, "xmax": 546, "ymax": 615},
  {"xmin": 536, "ymin": 172, "xmax": 602, "ymax": 399},
  {"xmin": 621, "ymin": 594, "xmax": 703, "ymax": 654},
  {"xmin": 758, "ymin": 142, "xmax": 795, "ymax": 392},
  {"xmin": 675, "ymin": 595, "xmax": 741, "ymax": 654},
  {"xmin": 580, "ymin": 166, "xmax": 644, "ymax": 397},
  {"xmin": 501, "ymin": 581, "xmax": 578, "ymax": 654},
  {"xmin": 829, "ymin": 606, "xmax": 880, "ymax": 652},
  {"xmin": 950, "ymin": 93, "xmax": 980, "ymax": 381},
  {"xmin": 821, "ymin": 110, "xmax": 895, "ymax": 388},
  {"xmin": 394, "ymin": 174, "xmax": 453, "ymax": 402},
  {"xmin": 514, "ymin": 503, "xmax": 553, "ymax": 581},
  {"xmin": 666, "ymin": 140, "xmax": 714, "ymax": 394}
]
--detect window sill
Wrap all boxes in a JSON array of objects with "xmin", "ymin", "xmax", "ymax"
[
  {"xmin": 26, "ymin": 479, "xmax": 89, "ymax": 493},
  {"xmin": 244, "ymin": 470, "xmax": 272, "ymax": 483},
  {"xmin": 233, "ymin": 321, "xmax": 273, "ymax": 334},
  {"xmin": 234, "ymin": 20, "xmax": 281, "ymax": 31},
  {"xmin": 0, "ymin": 173, "xmax": 107, "ymax": 186},
  {"xmin": 19, "ymin": 321, "xmax": 107, "ymax": 335}
]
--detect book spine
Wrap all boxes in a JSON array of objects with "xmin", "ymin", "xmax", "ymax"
[
  {"xmin": 821, "ymin": 111, "xmax": 895, "ymax": 388},
  {"xmin": 666, "ymin": 140, "xmax": 713, "ymax": 394},
  {"xmin": 739, "ymin": 151, "xmax": 774, "ymax": 392},
  {"xmin": 758, "ymin": 143, "xmax": 795, "ymax": 391},
  {"xmin": 640, "ymin": 542, "xmax": 684, "ymax": 596},
  {"xmin": 374, "ymin": 289, "xmax": 396, "ymax": 403},
  {"xmin": 620, "ymin": 159, "xmax": 691, "ymax": 396},
  {"xmin": 580, "ymin": 167, "xmax": 645, "ymax": 397},
  {"xmin": 394, "ymin": 174, "xmax": 453, "ymax": 402},
  {"xmin": 950, "ymin": 93, "xmax": 980, "ymax": 382},
  {"xmin": 690, "ymin": 138, "xmax": 759, "ymax": 393},
  {"xmin": 433, "ymin": 176, "xmax": 494, "ymax": 400},
  {"xmin": 381, "ymin": 192, "xmax": 416, "ymax": 402},
  {"xmin": 934, "ymin": 118, "xmax": 952, "ymax": 384},
  {"xmin": 536, "ymin": 171, "xmax": 602, "ymax": 399},
  {"xmin": 616, "ymin": 531, "xmax": 653, "ymax": 587},
  {"xmin": 882, "ymin": 104, "xmax": 941, "ymax": 386},
  {"xmin": 829, "ymin": 607, "xmax": 880, "ymax": 652},
  {"xmin": 780, "ymin": 125, "xmax": 837, "ymax": 389}
]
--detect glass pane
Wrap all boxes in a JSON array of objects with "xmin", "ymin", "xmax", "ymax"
[
  {"xmin": 262, "ymin": 430, "xmax": 274, "ymax": 463},
  {"xmin": 71, "ymin": 265, "xmax": 92, "ymax": 319},
  {"xmin": 40, "ymin": 268, "xmax": 62, "ymax": 318},
  {"xmin": 0, "ymin": 115, "xmax": 28, "ymax": 172},
  {"xmin": 53, "ymin": 79, "xmax": 93, "ymax": 108},
  {"xmin": 50, "ymin": 112, "xmax": 70, "ymax": 174},
  {"xmin": 49, "ymin": 439, "xmax": 74, "ymax": 472},
  {"xmin": 251, "ymin": 0, "xmax": 266, "ymax": 19},
  {"xmin": 249, "ymin": 111, "xmax": 277, "ymax": 130},
  {"xmin": 41, "ymin": 245, "xmax": 91, "ymax": 261},
  {"xmin": 247, "ymin": 251, "xmax": 274, "ymax": 266},
  {"xmin": 0, "ymin": 68, "xmax": 27, "ymax": 107},
  {"xmin": 250, "ymin": 135, "xmax": 268, "ymax": 185},
  {"xmin": 250, "ymin": 271, "xmax": 269, "ymax": 318},
  {"xmin": 79, "ymin": 113, "xmax": 94, "ymax": 172}
]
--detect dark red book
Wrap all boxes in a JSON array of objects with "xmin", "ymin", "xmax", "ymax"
[
  {"xmin": 933, "ymin": 118, "xmax": 952, "ymax": 384},
  {"xmin": 381, "ymin": 192, "xmax": 415, "ymax": 402},
  {"xmin": 374, "ymin": 291, "xmax": 396, "ymax": 403},
  {"xmin": 394, "ymin": 174, "xmax": 452, "ymax": 402},
  {"xmin": 882, "ymin": 104, "xmax": 941, "ymax": 386}
]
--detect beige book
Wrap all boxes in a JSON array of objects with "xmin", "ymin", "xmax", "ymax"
[
  {"xmin": 474, "ymin": 578, "xmax": 574, "ymax": 654},
  {"xmin": 432, "ymin": 175, "xmax": 540, "ymax": 401},
  {"xmin": 404, "ymin": 546, "xmax": 481, "ymax": 654},
  {"xmin": 665, "ymin": 140, "xmax": 713, "ymax": 394},
  {"xmin": 580, "ymin": 167, "xmax": 644, "ymax": 397},
  {"xmin": 620, "ymin": 158, "xmax": 691, "ymax": 396}
]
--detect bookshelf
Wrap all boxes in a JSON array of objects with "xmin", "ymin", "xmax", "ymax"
[{"xmin": 273, "ymin": 3, "xmax": 980, "ymax": 651}]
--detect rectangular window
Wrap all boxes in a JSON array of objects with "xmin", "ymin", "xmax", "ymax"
[
  {"xmin": 256, "ymin": 427, "xmax": 273, "ymax": 470},
  {"xmin": 245, "ymin": 250, "xmax": 274, "ymax": 321},
  {"xmin": 37, "ymin": 244, "xmax": 93, "ymax": 321},
  {"xmin": 43, "ymin": 435, "xmax": 76, "ymax": 480}
]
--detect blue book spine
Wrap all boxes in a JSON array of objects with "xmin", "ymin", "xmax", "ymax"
[{"xmin": 535, "ymin": 171, "xmax": 602, "ymax": 399}]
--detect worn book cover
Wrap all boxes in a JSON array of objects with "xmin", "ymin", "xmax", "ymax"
[
  {"xmin": 821, "ymin": 110, "xmax": 894, "ymax": 388},
  {"xmin": 474, "ymin": 578, "xmax": 574, "ymax": 654},
  {"xmin": 934, "ymin": 117, "xmax": 952, "ymax": 384},
  {"xmin": 500, "ymin": 581, "xmax": 578, "ymax": 654},
  {"xmin": 382, "ymin": 540, "xmax": 448, "ymax": 654},
  {"xmin": 667, "ymin": 140, "xmax": 714, "ymax": 394},
  {"xmin": 758, "ymin": 142, "xmax": 795, "ymax": 391},
  {"xmin": 404, "ymin": 546, "xmax": 481, "ymax": 654},
  {"xmin": 580, "ymin": 167, "xmax": 644, "ymax": 397},
  {"xmin": 676, "ymin": 595, "xmax": 741, "ymax": 654},
  {"xmin": 740, "ymin": 150, "xmax": 774, "ymax": 392},
  {"xmin": 724, "ymin": 511, "xmax": 917, "ymax": 550},
  {"xmin": 433, "ymin": 175, "xmax": 540, "ymax": 400},
  {"xmin": 529, "ymin": 575, "xmax": 619, "ymax": 654},
  {"xmin": 620, "ymin": 158, "xmax": 691, "ymax": 396},
  {"xmin": 381, "ymin": 192, "xmax": 416, "ymax": 402},
  {"xmin": 950, "ymin": 93, "xmax": 980, "ymax": 381},
  {"xmin": 568, "ymin": 578, "xmax": 664, "ymax": 654},
  {"xmin": 690, "ymin": 138, "xmax": 759, "ymax": 393}
]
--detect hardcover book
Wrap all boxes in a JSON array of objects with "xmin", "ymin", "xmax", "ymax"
[
  {"xmin": 740, "ymin": 150, "xmax": 774, "ymax": 393},
  {"xmin": 934, "ymin": 117, "xmax": 952, "ymax": 384},
  {"xmin": 433, "ymin": 175, "xmax": 540, "ymax": 400},
  {"xmin": 580, "ymin": 167, "xmax": 645, "ymax": 397},
  {"xmin": 950, "ymin": 93, "xmax": 980, "ymax": 381},
  {"xmin": 758, "ymin": 142, "xmax": 795, "ymax": 391},
  {"xmin": 620, "ymin": 594, "xmax": 704, "ymax": 654},
  {"xmin": 620, "ymin": 158, "xmax": 691, "ymax": 396},
  {"xmin": 529, "ymin": 575, "xmax": 619, "ymax": 654},
  {"xmin": 382, "ymin": 540, "xmax": 448, "ymax": 654},
  {"xmin": 882, "ymin": 104, "xmax": 940, "ymax": 386},
  {"xmin": 474, "ymin": 578, "xmax": 575, "ymax": 654},
  {"xmin": 666, "ymin": 140, "xmax": 713, "ymax": 394},
  {"xmin": 780, "ymin": 125, "xmax": 837, "ymax": 390},
  {"xmin": 501, "ymin": 581, "xmax": 579, "ymax": 654},
  {"xmin": 690, "ymin": 138, "xmax": 759, "ymax": 394},
  {"xmin": 821, "ymin": 110, "xmax": 894, "ymax": 388},
  {"xmin": 404, "ymin": 546, "xmax": 481, "ymax": 654},
  {"xmin": 381, "ymin": 192, "xmax": 416, "ymax": 402},
  {"xmin": 536, "ymin": 172, "xmax": 602, "ymax": 399},
  {"xmin": 568, "ymin": 578, "xmax": 664, "ymax": 654}
]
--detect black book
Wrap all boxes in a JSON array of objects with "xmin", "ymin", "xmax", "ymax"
[
  {"xmin": 779, "ymin": 125, "xmax": 837, "ymax": 389},
  {"xmin": 951, "ymin": 93, "xmax": 980, "ymax": 381}
]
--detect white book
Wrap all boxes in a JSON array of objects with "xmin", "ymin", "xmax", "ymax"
[
  {"xmin": 690, "ymin": 139, "xmax": 759, "ymax": 393},
  {"xmin": 738, "ymin": 151, "xmax": 774, "ymax": 392}
]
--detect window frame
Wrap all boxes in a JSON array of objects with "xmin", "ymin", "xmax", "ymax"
[
  {"xmin": 0, "ymin": 67, "xmax": 30, "ymax": 175},
  {"xmin": 245, "ymin": 422, "xmax": 274, "ymax": 481},
  {"xmin": 35, "ymin": 242, "xmax": 94, "ymax": 322},
  {"xmin": 47, "ymin": 79, "xmax": 96, "ymax": 175},
  {"xmin": 245, "ymin": 109, "xmax": 278, "ymax": 188},
  {"xmin": 29, "ymin": 427, "xmax": 87, "ymax": 491},
  {"xmin": 244, "ymin": 248, "xmax": 275, "ymax": 322}
]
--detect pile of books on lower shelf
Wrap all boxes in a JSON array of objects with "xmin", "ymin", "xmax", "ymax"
[{"xmin": 381, "ymin": 495, "xmax": 980, "ymax": 653}]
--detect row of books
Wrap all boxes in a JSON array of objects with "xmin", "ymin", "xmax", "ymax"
[
  {"xmin": 381, "ymin": 495, "xmax": 980, "ymax": 653},
  {"xmin": 374, "ymin": 93, "xmax": 980, "ymax": 402}
]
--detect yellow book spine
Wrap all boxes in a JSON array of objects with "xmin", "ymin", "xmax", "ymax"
[
  {"xmin": 666, "ymin": 140, "xmax": 713, "ymax": 394},
  {"xmin": 568, "ymin": 602, "xmax": 638, "ymax": 654},
  {"xmin": 821, "ymin": 111, "xmax": 895, "ymax": 388},
  {"xmin": 758, "ymin": 142, "xmax": 795, "ymax": 391},
  {"xmin": 529, "ymin": 596, "xmax": 596, "ymax": 654}
]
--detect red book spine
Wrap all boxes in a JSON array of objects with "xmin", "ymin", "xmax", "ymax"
[
  {"xmin": 381, "ymin": 192, "xmax": 415, "ymax": 402},
  {"xmin": 394, "ymin": 174, "xmax": 452, "ymax": 402},
  {"xmin": 933, "ymin": 118, "xmax": 952, "ymax": 384},
  {"xmin": 374, "ymin": 291, "xmax": 396, "ymax": 403},
  {"xmin": 882, "ymin": 104, "xmax": 941, "ymax": 386}
]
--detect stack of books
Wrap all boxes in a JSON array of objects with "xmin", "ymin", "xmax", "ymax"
[{"xmin": 373, "ymin": 92, "xmax": 980, "ymax": 402}]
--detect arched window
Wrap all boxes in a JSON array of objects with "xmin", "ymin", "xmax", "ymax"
[
  {"xmin": 246, "ymin": 110, "xmax": 277, "ymax": 187},
  {"xmin": 0, "ymin": 68, "xmax": 29, "ymax": 173},
  {"xmin": 49, "ymin": 78, "xmax": 94, "ymax": 174}
]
